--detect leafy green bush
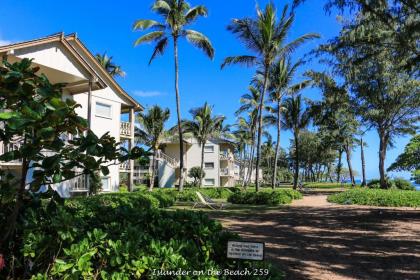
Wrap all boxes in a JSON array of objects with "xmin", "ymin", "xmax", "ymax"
[
  {"xmin": 227, "ymin": 189, "xmax": 302, "ymax": 205},
  {"xmin": 367, "ymin": 178, "xmax": 414, "ymax": 190},
  {"xmin": 393, "ymin": 178, "xmax": 415, "ymax": 190},
  {"xmin": 3, "ymin": 192, "xmax": 282, "ymax": 279},
  {"xmin": 328, "ymin": 188, "xmax": 420, "ymax": 207}
]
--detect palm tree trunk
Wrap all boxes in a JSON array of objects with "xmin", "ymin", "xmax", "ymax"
[
  {"xmin": 378, "ymin": 130, "xmax": 388, "ymax": 189},
  {"xmin": 272, "ymin": 99, "xmax": 281, "ymax": 189},
  {"xmin": 255, "ymin": 67, "xmax": 269, "ymax": 192},
  {"xmin": 336, "ymin": 148, "xmax": 343, "ymax": 183},
  {"xmin": 173, "ymin": 37, "xmax": 185, "ymax": 192},
  {"xmin": 360, "ymin": 136, "xmax": 366, "ymax": 187},
  {"xmin": 200, "ymin": 142, "xmax": 205, "ymax": 188},
  {"xmin": 344, "ymin": 141, "xmax": 355, "ymax": 186},
  {"xmin": 149, "ymin": 149, "xmax": 157, "ymax": 191},
  {"xmin": 293, "ymin": 130, "xmax": 299, "ymax": 189}
]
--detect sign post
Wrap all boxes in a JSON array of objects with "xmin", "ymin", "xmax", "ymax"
[{"xmin": 227, "ymin": 241, "xmax": 264, "ymax": 261}]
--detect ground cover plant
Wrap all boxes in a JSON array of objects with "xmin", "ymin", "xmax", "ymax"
[
  {"xmin": 227, "ymin": 189, "xmax": 302, "ymax": 205},
  {"xmin": 327, "ymin": 188, "xmax": 420, "ymax": 207},
  {"xmin": 1, "ymin": 192, "xmax": 282, "ymax": 279}
]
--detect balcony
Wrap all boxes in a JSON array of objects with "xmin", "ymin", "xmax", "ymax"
[
  {"xmin": 220, "ymin": 168, "xmax": 234, "ymax": 177},
  {"xmin": 0, "ymin": 141, "xmax": 22, "ymax": 167},
  {"xmin": 120, "ymin": 122, "xmax": 132, "ymax": 138},
  {"xmin": 119, "ymin": 161, "xmax": 131, "ymax": 172},
  {"xmin": 220, "ymin": 152, "xmax": 234, "ymax": 161}
]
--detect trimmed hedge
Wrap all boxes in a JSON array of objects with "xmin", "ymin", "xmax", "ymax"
[
  {"xmin": 2, "ymin": 192, "xmax": 282, "ymax": 279},
  {"xmin": 227, "ymin": 189, "xmax": 303, "ymax": 205},
  {"xmin": 327, "ymin": 188, "xmax": 420, "ymax": 207},
  {"xmin": 135, "ymin": 186, "xmax": 237, "ymax": 202}
]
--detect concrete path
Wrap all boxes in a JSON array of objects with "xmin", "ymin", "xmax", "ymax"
[{"xmin": 213, "ymin": 194, "xmax": 420, "ymax": 280}]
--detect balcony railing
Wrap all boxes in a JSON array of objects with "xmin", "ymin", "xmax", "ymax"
[
  {"xmin": 220, "ymin": 151, "xmax": 233, "ymax": 161},
  {"xmin": 119, "ymin": 161, "xmax": 131, "ymax": 172},
  {"xmin": 120, "ymin": 122, "xmax": 132, "ymax": 138},
  {"xmin": 220, "ymin": 168, "xmax": 234, "ymax": 177},
  {"xmin": 0, "ymin": 141, "xmax": 23, "ymax": 165},
  {"xmin": 156, "ymin": 150, "xmax": 179, "ymax": 168}
]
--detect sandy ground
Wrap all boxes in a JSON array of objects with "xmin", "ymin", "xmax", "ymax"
[{"xmin": 211, "ymin": 194, "xmax": 420, "ymax": 280}]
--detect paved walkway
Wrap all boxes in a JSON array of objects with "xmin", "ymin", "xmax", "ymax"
[{"xmin": 213, "ymin": 194, "xmax": 420, "ymax": 280}]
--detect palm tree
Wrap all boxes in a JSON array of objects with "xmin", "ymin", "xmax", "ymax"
[
  {"xmin": 222, "ymin": 3, "xmax": 319, "ymax": 191},
  {"xmin": 136, "ymin": 105, "xmax": 170, "ymax": 191},
  {"xmin": 95, "ymin": 53, "xmax": 126, "ymax": 78},
  {"xmin": 133, "ymin": 0, "xmax": 214, "ymax": 191},
  {"xmin": 267, "ymin": 58, "xmax": 310, "ymax": 188},
  {"xmin": 234, "ymin": 115, "xmax": 257, "ymax": 187},
  {"xmin": 283, "ymin": 94, "xmax": 311, "ymax": 189},
  {"xmin": 182, "ymin": 102, "xmax": 226, "ymax": 186}
]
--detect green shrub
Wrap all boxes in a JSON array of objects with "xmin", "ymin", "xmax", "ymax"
[
  {"xmin": 227, "ymin": 189, "xmax": 302, "ymax": 205},
  {"xmin": 119, "ymin": 184, "xmax": 128, "ymax": 192},
  {"xmin": 328, "ymin": 188, "xmax": 420, "ymax": 207},
  {"xmin": 2, "ymin": 192, "xmax": 282, "ymax": 279},
  {"xmin": 393, "ymin": 178, "xmax": 415, "ymax": 190},
  {"xmin": 367, "ymin": 178, "xmax": 414, "ymax": 190}
]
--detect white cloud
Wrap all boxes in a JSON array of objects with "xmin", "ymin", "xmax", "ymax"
[
  {"xmin": 0, "ymin": 33, "xmax": 12, "ymax": 46},
  {"xmin": 0, "ymin": 39, "xmax": 11, "ymax": 46},
  {"xmin": 132, "ymin": 90, "xmax": 165, "ymax": 97}
]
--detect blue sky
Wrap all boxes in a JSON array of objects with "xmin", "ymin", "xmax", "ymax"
[{"xmin": 0, "ymin": 0, "xmax": 413, "ymax": 180}]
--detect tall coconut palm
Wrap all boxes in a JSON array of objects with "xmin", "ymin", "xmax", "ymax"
[
  {"xmin": 136, "ymin": 105, "xmax": 170, "ymax": 191},
  {"xmin": 222, "ymin": 3, "xmax": 319, "ymax": 191},
  {"xmin": 267, "ymin": 58, "xmax": 310, "ymax": 188},
  {"xmin": 235, "ymin": 115, "xmax": 258, "ymax": 187},
  {"xmin": 95, "ymin": 53, "xmax": 126, "ymax": 78},
  {"xmin": 133, "ymin": 0, "xmax": 214, "ymax": 191},
  {"xmin": 182, "ymin": 102, "xmax": 226, "ymax": 186},
  {"xmin": 283, "ymin": 94, "xmax": 311, "ymax": 189},
  {"xmin": 232, "ymin": 126, "xmax": 250, "ymax": 187}
]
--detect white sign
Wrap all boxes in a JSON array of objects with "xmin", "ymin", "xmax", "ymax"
[{"xmin": 227, "ymin": 241, "xmax": 264, "ymax": 260}]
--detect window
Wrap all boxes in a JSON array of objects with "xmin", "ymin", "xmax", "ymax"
[
  {"xmin": 101, "ymin": 177, "xmax": 111, "ymax": 191},
  {"xmin": 204, "ymin": 162, "xmax": 214, "ymax": 169},
  {"xmin": 95, "ymin": 102, "xmax": 112, "ymax": 119},
  {"xmin": 204, "ymin": 178, "xmax": 215, "ymax": 186},
  {"xmin": 204, "ymin": 145, "xmax": 214, "ymax": 153}
]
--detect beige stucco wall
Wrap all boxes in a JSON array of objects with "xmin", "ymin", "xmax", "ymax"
[{"xmin": 9, "ymin": 41, "xmax": 131, "ymax": 195}]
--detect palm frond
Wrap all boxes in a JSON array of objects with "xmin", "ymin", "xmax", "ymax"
[
  {"xmin": 184, "ymin": 30, "xmax": 214, "ymax": 59},
  {"xmin": 134, "ymin": 31, "xmax": 165, "ymax": 46},
  {"xmin": 185, "ymin": 5, "xmax": 208, "ymax": 23},
  {"xmin": 149, "ymin": 37, "xmax": 169, "ymax": 65},
  {"xmin": 133, "ymin": 19, "xmax": 165, "ymax": 31},
  {"xmin": 152, "ymin": 0, "xmax": 172, "ymax": 17},
  {"xmin": 221, "ymin": 55, "xmax": 257, "ymax": 69},
  {"xmin": 280, "ymin": 33, "xmax": 320, "ymax": 57}
]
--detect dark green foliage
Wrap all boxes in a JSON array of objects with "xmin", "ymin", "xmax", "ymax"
[
  {"xmin": 1, "ymin": 193, "xmax": 281, "ymax": 279},
  {"xmin": 188, "ymin": 167, "xmax": 206, "ymax": 187},
  {"xmin": 227, "ymin": 189, "xmax": 302, "ymax": 205},
  {"xmin": 328, "ymin": 188, "xmax": 420, "ymax": 207},
  {"xmin": 393, "ymin": 178, "xmax": 414, "ymax": 191},
  {"xmin": 367, "ymin": 178, "xmax": 414, "ymax": 191}
]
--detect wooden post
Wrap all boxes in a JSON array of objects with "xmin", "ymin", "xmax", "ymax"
[{"xmin": 128, "ymin": 108, "xmax": 135, "ymax": 192}]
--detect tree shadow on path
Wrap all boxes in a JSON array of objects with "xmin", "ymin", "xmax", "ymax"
[{"xmin": 210, "ymin": 199, "xmax": 420, "ymax": 280}]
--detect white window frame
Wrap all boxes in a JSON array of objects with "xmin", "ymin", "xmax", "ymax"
[
  {"xmin": 204, "ymin": 145, "xmax": 214, "ymax": 153},
  {"xmin": 95, "ymin": 102, "xmax": 112, "ymax": 119},
  {"xmin": 204, "ymin": 178, "xmax": 215, "ymax": 186},
  {"xmin": 204, "ymin": 162, "xmax": 214, "ymax": 169},
  {"xmin": 101, "ymin": 177, "xmax": 111, "ymax": 191}
]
